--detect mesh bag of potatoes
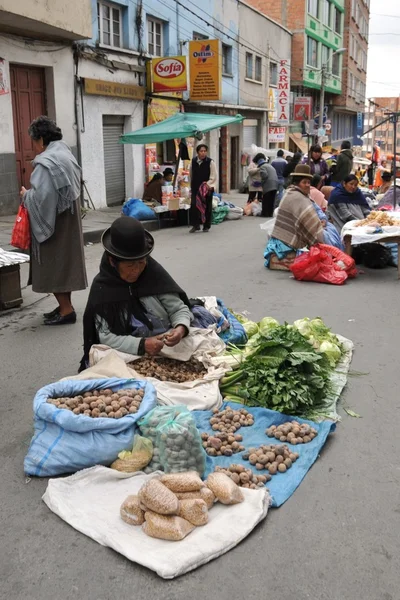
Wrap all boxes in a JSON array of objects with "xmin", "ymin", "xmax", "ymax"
[
  {"xmin": 139, "ymin": 405, "xmax": 188, "ymax": 473},
  {"xmin": 110, "ymin": 435, "xmax": 153, "ymax": 473}
]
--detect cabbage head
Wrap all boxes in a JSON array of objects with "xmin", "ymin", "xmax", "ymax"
[
  {"xmin": 319, "ymin": 341, "xmax": 341, "ymax": 367},
  {"xmin": 242, "ymin": 320, "xmax": 259, "ymax": 338},
  {"xmin": 259, "ymin": 317, "xmax": 280, "ymax": 337}
]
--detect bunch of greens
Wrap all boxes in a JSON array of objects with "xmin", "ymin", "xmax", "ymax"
[{"xmin": 220, "ymin": 325, "xmax": 333, "ymax": 416}]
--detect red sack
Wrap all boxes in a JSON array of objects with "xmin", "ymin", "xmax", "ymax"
[
  {"xmin": 290, "ymin": 246, "xmax": 348, "ymax": 285},
  {"xmin": 11, "ymin": 204, "xmax": 31, "ymax": 250}
]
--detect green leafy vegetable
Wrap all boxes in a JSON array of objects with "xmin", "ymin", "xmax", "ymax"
[
  {"xmin": 242, "ymin": 320, "xmax": 259, "ymax": 338},
  {"xmin": 259, "ymin": 317, "xmax": 280, "ymax": 337}
]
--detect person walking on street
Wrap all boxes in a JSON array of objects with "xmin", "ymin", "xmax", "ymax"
[
  {"xmin": 189, "ymin": 144, "xmax": 218, "ymax": 233},
  {"xmin": 248, "ymin": 153, "xmax": 278, "ymax": 217},
  {"xmin": 21, "ymin": 116, "xmax": 87, "ymax": 325},
  {"xmin": 271, "ymin": 149, "xmax": 288, "ymax": 205},
  {"xmin": 331, "ymin": 140, "xmax": 353, "ymax": 187}
]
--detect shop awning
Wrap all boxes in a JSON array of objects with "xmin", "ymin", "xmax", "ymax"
[
  {"xmin": 289, "ymin": 133, "xmax": 309, "ymax": 155},
  {"xmin": 121, "ymin": 112, "xmax": 244, "ymax": 144}
]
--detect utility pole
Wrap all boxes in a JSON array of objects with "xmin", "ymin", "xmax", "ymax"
[{"xmin": 319, "ymin": 65, "xmax": 326, "ymax": 138}]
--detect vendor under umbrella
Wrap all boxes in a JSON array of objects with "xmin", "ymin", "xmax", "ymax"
[
  {"xmin": 80, "ymin": 217, "xmax": 217, "ymax": 371},
  {"xmin": 142, "ymin": 168, "xmax": 175, "ymax": 204}
]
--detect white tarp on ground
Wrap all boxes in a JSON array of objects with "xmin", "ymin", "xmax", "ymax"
[
  {"xmin": 0, "ymin": 248, "xmax": 29, "ymax": 267},
  {"xmin": 42, "ymin": 466, "xmax": 271, "ymax": 579}
]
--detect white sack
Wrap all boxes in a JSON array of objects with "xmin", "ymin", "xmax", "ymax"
[{"xmin": 42, "ymin": 466, "xmax": 270, "ymax": 579}]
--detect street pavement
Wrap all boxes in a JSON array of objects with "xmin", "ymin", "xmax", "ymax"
[{"xmin": 0, "ymin": 214, "xmax": 399, "ymax": 600}]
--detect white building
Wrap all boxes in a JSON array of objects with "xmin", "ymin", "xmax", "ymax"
[{"xmin": 0, "ymin": 0, "xmax": 92, "ymax": 215}]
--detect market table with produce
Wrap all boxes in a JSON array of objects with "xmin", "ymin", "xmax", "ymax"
[
  {"xmin": 342, "ymin": 211, "xmax": 400, "ymax": 278},
  {"xmin": 25, "ymin": 306, "xmax": 354, "ymax": 578}
]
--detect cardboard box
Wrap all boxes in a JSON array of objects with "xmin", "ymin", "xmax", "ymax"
[
  {"xmin": 269, "ymin": 252, "xmax": 296, "ymax": 271},
  {"xmin": 167, "ymin": 198, "xmax": 180, "ymax": 211},
  {"xmin": 0, "ymin": 264, "xmax": 23, "ymax": 310}
]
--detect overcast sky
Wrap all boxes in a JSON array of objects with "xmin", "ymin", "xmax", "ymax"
[{"xmin": 367, "ymin": 0, "xmax": 400, "ymax": 98}]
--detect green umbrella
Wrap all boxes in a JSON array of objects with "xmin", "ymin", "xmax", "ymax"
[{"xmin": 120, "ymin": 112, "xmax": 244, "ymax": 144}]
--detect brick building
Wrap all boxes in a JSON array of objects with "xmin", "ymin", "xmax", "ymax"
[{"xmin": 246, "ymin": 0, "xmax": 369, "ymax": 151}]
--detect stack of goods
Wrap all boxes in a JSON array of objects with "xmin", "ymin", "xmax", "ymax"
[
  {"xmin": 265, "ymin": 421, "xmax": 318, "ymax": 445},
  {"xmin": 120, "ymin": 471, "xmax": 244, "ymax": 541},
  {"xmin": 139, "ymin": 406, "xmax": 207, "ymax": 475},
  {"xmin": 355, "ymin": 211, "xmax": 400, "ymax": 227},
  {"xmin": 200, "ymin": 406, "xmax": 253, "ymax": 457},
  {"xmin": 242, "ymin": 444, "xmax": 299, "ymax": 475},
  {"xmin": 214, "ymin": 464, "xmax": 270, "ymax": 489},
  {"xmin": 46, "ymin": 387, "xmax": 144, "ymax": 419}
]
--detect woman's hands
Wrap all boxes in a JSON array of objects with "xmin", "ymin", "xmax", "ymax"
[
  {"xmin": 144, "ymin": 326, "xmax": 186, "ymax": 355},
  {"xmin": 164, "ymin": 325, "xmax": 186, "ymax": 347},
  {"xmin": 20, "ymin": 186, "xmax": 27, "ymax": 198},
  {"xmin": 144, "ymin": 335, "xmax": 165, "ymax": 356}
]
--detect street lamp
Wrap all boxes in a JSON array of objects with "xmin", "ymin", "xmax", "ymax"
[{"xmin": 319, "ymin": 47, "xmax": 346, "ymax": 135}]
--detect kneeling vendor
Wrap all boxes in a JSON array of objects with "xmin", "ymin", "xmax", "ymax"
[{"xmin": 80, "ymin": 217, "xmax": 197, "ymax": 370}]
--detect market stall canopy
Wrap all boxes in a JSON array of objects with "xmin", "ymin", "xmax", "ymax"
[{"xmin": 120, "ymin": 112, "xmax": 244, "ymax": 144}]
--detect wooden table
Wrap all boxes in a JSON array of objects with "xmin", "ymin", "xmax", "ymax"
[{"xmin": 343, "ymin": 234, "xmax": 400, "ymax": 279}]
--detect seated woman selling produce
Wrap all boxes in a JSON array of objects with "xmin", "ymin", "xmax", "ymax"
[
  {"xmin": 80, "ymin": 217, "xmax": 214, "ymax": 371},
  {"xmin": 328, "ymin": 174, "xmax": 370, "ymax": 234}
]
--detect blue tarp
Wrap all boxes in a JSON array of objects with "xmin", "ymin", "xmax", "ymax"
[
  {"xmin": 193, "ymin": 401, "xmax": 335, "ymax": 507},
  {"xmin": 217, "ymin": 299, "xmax": 247, "ymax": 346},
  {"xmin": 24, "ymin": 378, "xmax": 157, "ymax": 477}
]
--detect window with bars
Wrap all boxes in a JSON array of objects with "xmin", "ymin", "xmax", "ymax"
[
  {"xmin": 97, "ymin": 1, "xmax": 122, "ymax": 48},
  {"xmin": 255, "ymin": 56, "xmax": 262, "ymax": 82},
  {"xmin": 269, "ymin": 61, "xmax": 278, "ymax": 86},
  {"xmin": 307, "ymin": 37, "xmax": 318, "ymax": 68},
  {"xmin": 147, "ymin": 17, "xmax": 163, "ymax": 56},
  {"xmin": 222, "ymin": 44, "xmax": 233, "ymax": 75},
  {"xmin": 246, "ymin": 53, "xmax": 253, "ymax": 79}
]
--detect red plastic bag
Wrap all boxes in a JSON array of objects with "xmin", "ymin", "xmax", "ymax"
[
  {"xmin": 11, "ymin": 204, "xmax": 31, "ymax": 250},
  {"xmin": 318, "ymin": 243, "xmax": 357, "ymax": 278},
  {"xmin": 290, "ymin": 246, "xmax": 348, "ymax": 285}
]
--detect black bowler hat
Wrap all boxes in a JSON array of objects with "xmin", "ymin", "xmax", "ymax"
[{"xmin": 101, "ymin": 216, "xmax": 154, "ymax": 260}]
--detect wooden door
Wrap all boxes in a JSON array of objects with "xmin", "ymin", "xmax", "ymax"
[
  {"xmin": 10, "ymin": 65, "xmax": 47, "ymax": 189},
  {"xmin": 230, "ymin": 135, "xmax": 239, "ymax": 189}
]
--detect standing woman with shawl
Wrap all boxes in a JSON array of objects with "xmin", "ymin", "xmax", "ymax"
[
  {"xmin": 20, "ymin": 116, "xmax": 87, "ymax": 325},
  {"xmin": 327, "ymin": 174, "xmax": 370, "ymax": 234}
]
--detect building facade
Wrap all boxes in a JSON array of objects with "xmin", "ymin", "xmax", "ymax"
[
  {"xmin": 363, "ymin": 96, "xmax": 400, "ymax": 159},
  {"xmin": 140, "ymin": 0, "xmax": 291, "ymax": 192},
  {"xmin": 0, "ymin": 0, "xmax": 92, "ymax": 215},
  {"xmin": 331, "ymin": 0, "xmax": 369, "ymax": 147},
  {"xmin": 246, "ymin": 0, "xmax": 369, "ymax": 152}
]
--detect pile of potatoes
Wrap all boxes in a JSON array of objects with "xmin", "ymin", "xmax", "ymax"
[
  {"xmin": 210, "ymin": 407, "xmax": 254, "ymax": 433},
  {"xmin": 214, "ymin": 464, "xmax": 270, "ymax": 489},
  {"xmin": 243, "ymin": 444, "xmax": 299, "ymax": 475},
  {"xmin": 46, "ymin": 387, "xmax": 144, "ymax": 418},
  {"xmin": 130, "ymin": 357, "xmax": 206, "ymax": 383},
  {"xmin": 120, "ymin": 471, "xmax": 244, "ymax": 541},
  {"xmin": 265, "ymin": 421, "xmax": 318, "ymax": 445},
  {"xmin": 201, "ymin": 432, "xmax": 245, "ymax": 457}
]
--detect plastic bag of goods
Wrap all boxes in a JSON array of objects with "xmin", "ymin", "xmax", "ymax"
[
  {"xmin": 157, "ymin": 410, "xmax": 207, "ymax": 476},
  {"xmin": 110, "ymin": 434, "xmax": 153, "ymax": 472},
  {"xmin": 24, "ymin": 378, "xmax": 157, "ymax": 477},
  {"xmin": 139, "ymin": 405, "xmax": 207, "ymax": 476}
]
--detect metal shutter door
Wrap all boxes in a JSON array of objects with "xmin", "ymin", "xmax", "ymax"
[
  {"xmin": 243, "ymin": 124, "xmax": 258, "ymax": 148},
  {"xmin": 102, "ymin": 115, "xmax": 125, "ymax": 206}
]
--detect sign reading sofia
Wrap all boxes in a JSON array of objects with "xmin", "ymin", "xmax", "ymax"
[
  {"xmin": 189, "ymin": 39, "xmax": 222, "ymax": 101},
  {"xmin": 276, "ymin": 59, "xmax": 290, "ymax": 125},
  {"xmin": 151, "ymin": 56, "xmax": 187, "ymax": 93}
]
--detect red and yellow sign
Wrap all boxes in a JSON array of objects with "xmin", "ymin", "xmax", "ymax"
[
  {"xmin": 189, "ymin": 39, "xmax": 221, "ymax": 101},
  {"xmin": 149, "ymin": 56, "xmax": 187, "ymax": 93}
]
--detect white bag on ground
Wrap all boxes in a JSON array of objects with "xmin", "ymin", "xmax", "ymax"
[
  {"xmin": 88, "ymin": 329, "xmax": 228, "ymax": 410},
  {"xmin": 226, "ymin": 206, "xmax": 243, "ymax": 220},
  {"xmin": 42, "ymin": 466, "xmax": 271, "ymax": 579}
]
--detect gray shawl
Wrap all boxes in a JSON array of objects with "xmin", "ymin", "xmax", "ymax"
[{"xmin": 23, "ymin": 140, "xmax": 81, "ymax": 256}]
